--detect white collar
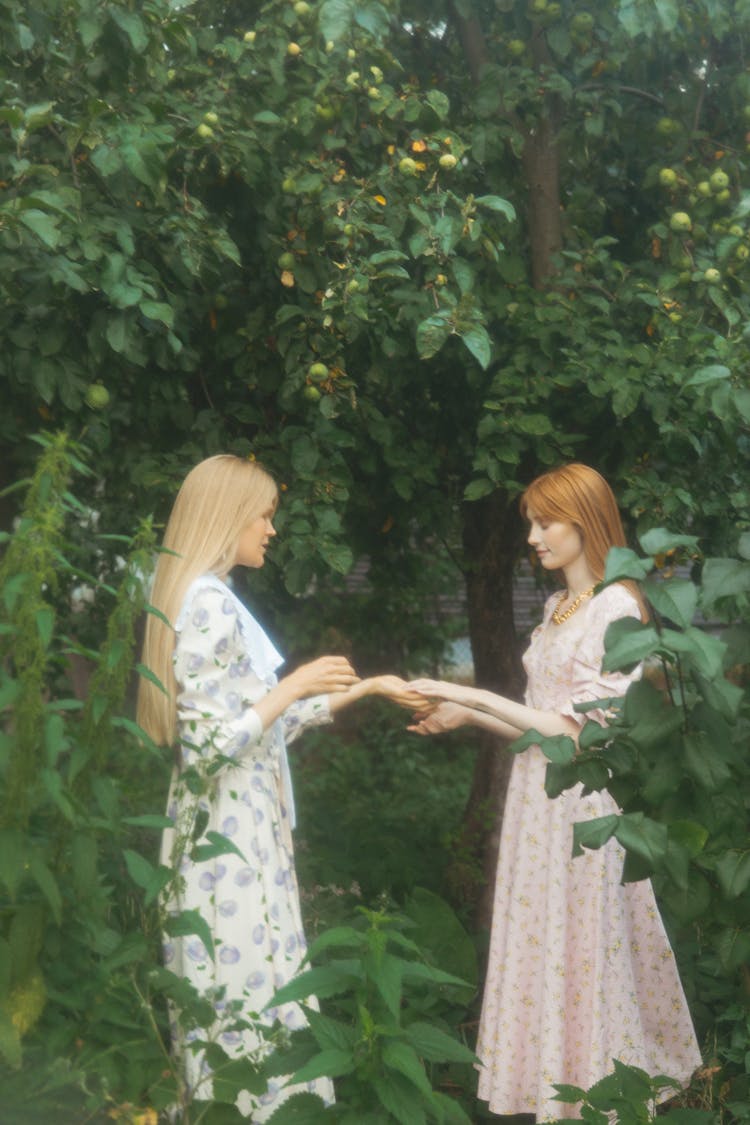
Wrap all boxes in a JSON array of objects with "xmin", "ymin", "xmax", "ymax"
[{"xmin": 176, "ymin": 573, "xmax": 284, "ymax": 680}]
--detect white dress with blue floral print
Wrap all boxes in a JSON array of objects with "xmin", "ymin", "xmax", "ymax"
[{"xmin": 160, "ymin": 574, "xmax": 334, "ymax": 1118}]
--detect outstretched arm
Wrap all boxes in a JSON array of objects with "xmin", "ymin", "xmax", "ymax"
[
  {"xmin": 407, "ymin": 700, "xmax": 523, "ymax": 740},
  {"xmin": 408, "ymin": 678, "xmax": 580, "ymax": 741},
  {"xmin": 328, "ymin": 674, "xmax": 433, "ymax": 716},
  {"xmin": 253, "ymin": 656, "xmax": 359, "ymax": 731}
]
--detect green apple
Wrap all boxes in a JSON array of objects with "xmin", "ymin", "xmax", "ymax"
[
  {"xmin": 85, "ymin": 382, "xmax": 110, "ymax": 409},
  {"xmin": 571, "ymin": 11, "xmax": 594, "ymax": 33},
  {"xmin": 196, "ymin": 123, "xmax": 214, "ymax": 139},
  {"xmin": 669, "ymin": 211, "xmax": 692, "ymax": 233},
  {"xmin": 303, "ymin": 385, "xmax": 322, "ymax": 402},
  {"xmin": 277, "ymin": 251, "xmax": 296, "ymax": 270},
  {"xmin": 704, "ymin": 267, "xmax": 721, "ymax": 284},
  {"xmin": 656, "ymin": 116, "xmax": 679, "ymax": 137},
  {"xmin": 709, "ymin": 169, "xmax": 729, "ymax": 192},
  {"xmin": 439, "ymin": 153, "xmax": 458, "ymax": 169},
  {"xmin": 243, "ymin": 30, "xmax": 256, "ymax": 43},
  {"xmin": 658, "ymin": 167, "xmax": 678, "ymax": 188},
  {"xmin": 203, "ymin": 111, "xmax": 219, "ymax": 126},
  {"xmin": 287, "ymin": 41, "xmax": 301, "ymax": 56},
  {"xmin": 696, "ymin": 180, "xmax": 712, "ymax": 198},
  {"xmin": 308, "ymin": 362, "xmax": 329, "ymax": 382},
  {"xmin": 398, "ymin": 156, "xmax": 418, "ymax": 174}
]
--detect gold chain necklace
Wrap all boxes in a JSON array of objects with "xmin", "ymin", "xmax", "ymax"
[{"xmin": 551, "ymin": 586, "xmax": 595, "ymax": 625}]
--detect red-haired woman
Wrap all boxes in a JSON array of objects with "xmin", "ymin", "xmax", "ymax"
[{"xmin": 409, "ymin": 463, "xmax": 701, "ymax": 1121}]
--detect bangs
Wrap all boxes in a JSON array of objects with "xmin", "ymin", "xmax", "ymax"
[{"xmin": 520, "ymin": 478, "xmax": 569, "ymax": 523}]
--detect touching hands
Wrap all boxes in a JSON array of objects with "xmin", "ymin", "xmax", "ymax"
[
  {"xmin": 407, "ymin": 701, "xmax": 469, "ymax": 736},
  {"xmin": 361, "ymin": 674, "xmax": 436, "ymax": 714},
  {"xmin": 288, "ymin": 656, "xmax": 360, "ymax": 698},
  {"xmin": 407, "ymin": 678, "xmax": 466, "ymax": 706}
]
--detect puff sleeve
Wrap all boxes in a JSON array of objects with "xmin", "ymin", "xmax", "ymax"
[
  {"xmin": 559, "ymin": 584, "xmax": 642, "ymax": 730},
  {"xmin": 174, "ymin": 587, "xmax": 265, "ymax": 769}
]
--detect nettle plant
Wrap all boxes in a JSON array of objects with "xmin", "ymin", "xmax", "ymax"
[
  {"xmin": 0, "ymin": 434, "xmax": 270, "ymax": 1121},
  {"xmin": 260, "ymin": 901, "xmax": 478, "ymax": 1125},
  {"xmin": 515, "ymin": 528, "xmax": 750, "ymax": 1122}
]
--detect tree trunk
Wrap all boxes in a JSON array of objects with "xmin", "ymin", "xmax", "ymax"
[
  {"xmin": 449, "ymin": 492, "xmax": 526, "ymax": 931},
  {"xmin": 522, "ymin": 114, "xmax": 563, "ymax": 289}
]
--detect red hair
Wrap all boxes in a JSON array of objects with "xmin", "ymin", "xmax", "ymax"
[{"xmin": 520, "ymin": 463, "xmax": 646, "ymax": 618}]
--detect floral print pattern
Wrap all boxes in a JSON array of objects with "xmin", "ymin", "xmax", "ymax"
[
  {"xmin": 161, "ymin": 578, "xmax": 334, "ymax": 1119},
  {"xmin": 476, "ymin": 584, "xmax": 701, "ymax": 1120}
]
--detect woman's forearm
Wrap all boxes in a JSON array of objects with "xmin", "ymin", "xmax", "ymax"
[{"xmin": 409, "ymin": 679, "xmax": 580, "ymax": 741}]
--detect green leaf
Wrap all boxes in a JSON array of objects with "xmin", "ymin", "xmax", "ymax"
[
  {"xmin": 404, "ymin": 1021, "xmax": 477, "ymax": 1064},
  {"xmin": 304, "ymin": 1008, "xmax": 357, "ymax": 1052},
  {"xmin": 106, "ymin": 314, "xmax": 128, "ymax": 353},
  {"xmin": 110, "ymin": 9, "xmax": 149, "ymax": 52},
  {"xmin": 474, "ymin": 195, "xmax": 516, "ymax": 221},
  {"xmin": 373, "ymin": 1070, "xmax": 428, "ymax": 1125},
  {"xmin": 192, "ymin": 830, "xmax": 248, "ymax": 864},
  {"xmin": 603, "ymin": 547, "xmax": 653, "ymax": 583},
  {"xmin": 425, "ymin": 90, "xmax": 450, "ymax": 120},
  {"xmin": 254, "ymin": 111, "xmax": 282, "ymax": 125},
  {"xmin": 122, "ymin": 813, "xmax": 174, "ymax": 829},
  {"xmin": 638, "ymin": 528, "xmax": 700, "ymax": 555},
  {"xmin": 571, "ymin": 815, "xmax": 619, "ymax": 857},
  {"xmin": 0, "ymin": 1009, "xmax": 22, "ymax": 1069},
  {"xmin": 716, "ymin": 927, "xmax": 750, "ymax": 973},
  {"xmin": 305, "ymin": 926, "xmax": 366, "ymax": 961},
  {"xmin": 463, "ymin": 478, "xmax": 496, "ymax": 501},
  {"xmin": 382, "ymin": 1041, "xmax": 432, "ymax": 1097},
  {"xmin": 601, "ymin": 619, "xmax": 659, "ymax": 672},
  {"xmin": 290, "ymin": 1047, "xmax": 356, "ymax": 1084},
  {"xmin": 643, "ymin": 577, "xmax": 697, "ymax": 628},
  {"xmin": 269, "ymin": 963, "xmax": 361, "ymax": 1007},
  {"xmin": 370, "ymin": 951, "xmax": 403, "ymax": 1017},
  {"xmin": 262, "ymin": 1093, "xmax": 328, "ymax": 1123},
  {"xmin": 416, "ymin": 314, "xmax": 451, "ymax": 360},
  {"xmin": 165, "ymin": 909, "xmax": 215, "ymax": 961},
  {"xmin": 19, "ymin": 210, "xmax": 60, "ymax": 248},
  {"xmin": 701, "ymin": 558, "xmax": 750, "ymax": 608},
  {"xmin": 123, "ymin": 848, "xmax": 157, "ymax": 890},
  {"xmin": 460, "ymin": 325, "xmax": 491, "ymax": 369},
  {"xmin": 614, "ymin": 812, "xmax": 668, "ymax": 874},
  {"xmin": 683, "ymin": 732, "xmax": 732, "ymax": 791},
  {"xmin": 716, "ymin": 851, "xmax": 750, "ymax": 899},
  {"xmin": 28, "ymin": 854, "xmax": 62, "ymax": 924},
  {"xmin": 0, "ymin": 829, "xmax": 25, "ymax": 899},
  {"xmin": 140, "ymin": 300, "xmax": 175, "ymax": 328}
]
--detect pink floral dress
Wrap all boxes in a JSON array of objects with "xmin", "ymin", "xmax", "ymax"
[{"xmin": 476, "ymin": 583, "xmax": 701, "ymax": 1120}]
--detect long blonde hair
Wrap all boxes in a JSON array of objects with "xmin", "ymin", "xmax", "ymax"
[
  {"xmin": 520, "ymin": 463, "xmax": 647, "ymax": 619},
  {"xmin": 137, "ymin": 455, "xmax": 278, "ymax": 746}
]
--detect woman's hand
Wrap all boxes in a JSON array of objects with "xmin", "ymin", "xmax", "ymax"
[
  {"xmin": 362, "ymin": 674, "xmax": 436, "ymax": 713},
  {"xmin": 286, "ymin": 656, "xmax": 360, "ymax": 699},
  {"xmin": 408, "ymin": 702, "xmax": 469, "ymax": 735},
  {"xmin": 329, "ymin": 674, "xmax": 436, "ymax": 715},
  {"xmin": 407, "ymin": 678, "xmax": 467, "ymax": 706}
]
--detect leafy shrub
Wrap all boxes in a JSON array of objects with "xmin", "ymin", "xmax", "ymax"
[{"xmin": 261, "ymin": 902, "xmax": 478, "ymax": 1125}]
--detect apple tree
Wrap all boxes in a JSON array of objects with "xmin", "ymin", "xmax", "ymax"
[{"xmin": 1, "ymin": 0, "xmax": 749, "ymax": 916}]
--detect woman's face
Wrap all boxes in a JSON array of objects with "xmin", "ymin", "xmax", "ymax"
[
  {"xmin": 233, "ymin": 507, "xmax": 277, "ymax": 568},
  {"xmin": 526, "ymin": 505, "xmax": 583, "ymax": 573}
]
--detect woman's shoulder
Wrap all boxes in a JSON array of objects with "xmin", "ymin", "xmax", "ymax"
[
  {"xmin": 590, "ymin": 581, "xmax": 641, "ymax": 621},
  {"xmin": 176, "ymin": 574, "xmax": 239, "ymax": 633}
]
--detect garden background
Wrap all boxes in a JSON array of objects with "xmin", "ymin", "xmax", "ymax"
[{"xmin": 1, "ymin": 0, "xmax": 749, "ymax": 1121}]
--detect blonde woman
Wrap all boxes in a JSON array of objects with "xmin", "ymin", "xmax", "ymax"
[{"xmin": 138, "ymin": 454, "xmax": 421, "ymax": 1119}]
